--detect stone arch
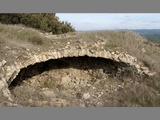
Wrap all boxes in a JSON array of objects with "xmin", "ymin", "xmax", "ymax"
[
  {"xmin": 8, "ymin": 55, "xmax": 137, "ymax": 89},
  {"xmin": 1, "ymin": 49, "xmax": 150, "ymax": 88}
]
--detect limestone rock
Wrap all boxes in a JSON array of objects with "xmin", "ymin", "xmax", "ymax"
[
  {"xmin": 50, "ymin": 98, "xmax": 69, "ymax": 107},
  {"xmin": 0, "ymin": 60, "xmax": 7, "ymax": 67},
  {"xmin": 0, "ymin": 81, "xmax": 5, "ymax": 90},
  {"xmin": 83, "ymin": 93, "xmax": 91, "ymax": 99},
  {"xmin": 34, "ymin": 101, "xmax": 49, "ymax": 106},
  {"xmin": 61, "ymin": 76, "xmax": 71, "ymax": 84},
  {"xmin": 147, "ymin": 72, "xmax": 156, "ymax": 76},
  {"xmin": 41, "ymin": 90, "xmax": 56, "ymax": 98}
]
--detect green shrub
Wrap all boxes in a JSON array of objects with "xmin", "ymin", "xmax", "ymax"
[
  {"xmin": 0, "ymin": 13, "xmax": 75, "ymax": 34},
  {"xmin": 28, "ymin": 35, "xmax": 44, "ymax": 45}
]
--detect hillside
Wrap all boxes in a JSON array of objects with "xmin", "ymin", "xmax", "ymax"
[
  {"xmin": 133, "ymin": 29, "xmax": 160, "ymax": 43},
  {"xmin": 0, "ymin": 23, "xmax": 160, "ymax": 107}
]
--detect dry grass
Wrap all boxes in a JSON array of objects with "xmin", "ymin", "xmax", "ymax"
[
  {"xmin": 78, "ymin": 30, "xmax": 160, "ymax": 72},
  {"xmin": 77, "ymin": 30, "xmax": 160, "ymax": 106},
  {"xmin": 0, "ymin": 23, "xmax": 53, "ymax": 47}
]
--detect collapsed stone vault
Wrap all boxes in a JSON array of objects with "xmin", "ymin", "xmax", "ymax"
[
  {"xmin": 0, "ymin": 48, "xmax": 152, "ymax": 99},
  {"xmin": 8, "ymin": 56, "xmax": 135, "ymax": 89}
]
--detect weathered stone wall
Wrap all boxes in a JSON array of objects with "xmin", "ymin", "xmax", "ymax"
[{"xmin": 0, "ymin": 48, "xmax": 153, "ymax": 100}]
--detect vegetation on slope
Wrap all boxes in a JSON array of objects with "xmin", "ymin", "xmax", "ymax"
[{"xmin": 0, "ymin": 13, "xmax": 75, "ymax": 34}]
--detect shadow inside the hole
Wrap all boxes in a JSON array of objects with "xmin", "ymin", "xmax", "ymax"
[{"xmin": 8, "ymin": 56, "xmax": 130, "ymax": 90}]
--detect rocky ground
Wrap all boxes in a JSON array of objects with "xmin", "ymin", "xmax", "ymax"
[{"xmin": 9, "ymin": 57, "xmax": 140, "ymax": 107}]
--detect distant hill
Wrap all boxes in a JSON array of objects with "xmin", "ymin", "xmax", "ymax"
[
  {"xmin": 78, "ymin": 29, "xmax": 160, "ymax": 43},
  {"xmin": 133, "ymin": 29, "xmax": 160, "ymax": 43}
]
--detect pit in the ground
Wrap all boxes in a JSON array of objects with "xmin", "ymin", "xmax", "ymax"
[{"xmin": 8, "ymin": 56, "xmax": 137, "ymax": 107}]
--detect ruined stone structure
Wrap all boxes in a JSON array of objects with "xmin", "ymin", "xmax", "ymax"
[
  {"xmin": 0, "ymin": 47, "xmax": 153, "ymax": 101},
  {"xmin": 1, "ymin": 29, "xmax": 158, "ymax": 106}
]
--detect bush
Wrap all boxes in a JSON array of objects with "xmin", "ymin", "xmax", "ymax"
[
  {"xmin": 0, "ymin": 13, "xmax": 75, "ymax": 34},
  {"xmin": 28, "ymin": 35, "xmax": 44, "ymax": 45}
]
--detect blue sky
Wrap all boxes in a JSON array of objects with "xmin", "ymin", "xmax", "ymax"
[{"xmin": 56, "ymin": 13, "xmax": 160, "ymax": 31}]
